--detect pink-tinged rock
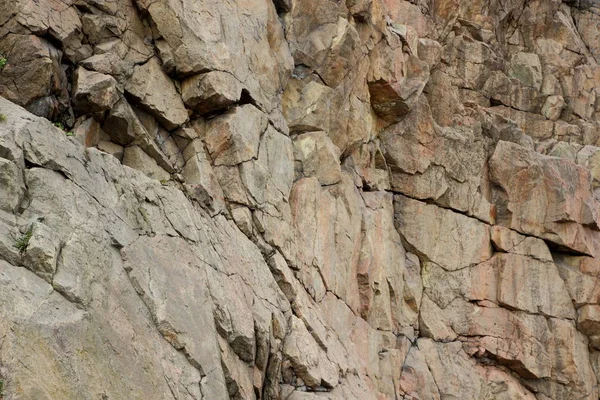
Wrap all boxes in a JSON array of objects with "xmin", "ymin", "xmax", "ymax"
[
  {"xmin": 491, "ymin": 225, "xmax": 552, "ymax": 261},
  {"xmin": 290, "ymin": 175, "xmax": 363, "ymax": 312},
  {"xmin": 71, "ymin": 118, "xmax": 104, "ymax": 148},
  {"xmin": 381, "ymin": 97, "xmax": 492, "ymax": 221},
  {"xmin": 203, "ymin": 105, "xmax": 267, "ymax": 166},
  {"xmin": 394, "ymin": 195, "xmax": 493, "ymax": 271},
  {"xmin": 368, "ymin": 33, "xmax": 429, "ymax": 125},
  {"xmin": 181, "ymin": 71, "xmax": 242, "ymax": 114},
  {"xmin": 553, "ymin": 253, "xmax": 600, "ymax": 307},
  {"xmin": 398, "ymin": 346, "xmax": 441, "ymax": 400},
  {"xmin": 418, "ymin": 339, "xmax": 537, "ymax": 400},
  {"xmin": 293, "ymin": 131, "xmax": 342, "ymax": 186},
  {"xmin": 489, "ymin": 140, "xmax": 600, "ymax": 256},
  {"xmin": 496, "ymin": 253, "xmax": 575, "ymax": 319},
  {"xmin": 359, "ymin": 192, "xmax": 417, "ymax": 332},
  {"xmin": 283, "ymin": 78, "xmax": 334, "ymax": 134}
]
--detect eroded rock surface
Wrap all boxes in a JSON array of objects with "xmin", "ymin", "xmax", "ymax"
[{"xmin": 1, "ymin": 0, "xmax": 600, "ymax": 399}]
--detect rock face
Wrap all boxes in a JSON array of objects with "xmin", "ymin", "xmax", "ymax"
[{"xmin": 0, "ymin": 0, "xmax": 600, "ymax": 399}]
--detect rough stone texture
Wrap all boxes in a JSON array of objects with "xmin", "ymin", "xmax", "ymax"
[
  {"xmin": 181, "ymin": 71, "xmax": 243, "ymax": 114},
  {"xmin": 1, "ymin": 0, "xmax": 600, "ymax": 399},
  {"xmin": 125, "ymin": 57, "xmax": 188, "ymax": 130},
  {"xmin": 72, "ymin": 67, "xmax": 119, "ymax": 113}
]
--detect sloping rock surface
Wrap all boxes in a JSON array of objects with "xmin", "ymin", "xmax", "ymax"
[{"xmin": 0, "ymin": 0, "xmax": 600, "ymax": 399}]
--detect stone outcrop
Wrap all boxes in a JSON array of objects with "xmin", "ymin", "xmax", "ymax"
[{"xmin": 0, "ymin": 0, "xmax": 600, "ymax": 399}]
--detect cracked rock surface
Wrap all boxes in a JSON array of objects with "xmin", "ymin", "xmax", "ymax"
[{"xmin": 1, "ymin": 0, "xmax": 600, "ymax": 399}]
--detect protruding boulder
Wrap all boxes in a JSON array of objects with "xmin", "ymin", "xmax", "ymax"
[
  {"xmin": 72, "ymin": 67, "xmax": 119, "ymax": 113},
  {"xmin": 578, "ymin": 305, "xmax": 600, "ymax": 338},
  {"xmin": 541, "ymin": 95, "xmax": 565, "ymax": 121},
  {"xmin": 22, "ymin": 221, "xmax": 61, "ymax": 284},
  {"xmin": 283, "ymin": 78, "xmax": 334, "ymax": 134},
  {"xmin": 282, "ymin": 316, "xmax": 339, "ymax": 389},
  {"xmin": 490, "ymin": 140, "xmax": 600, "ymax": 256},
  {"xmin": 293, "ymin": 131, "xmax": 342, "ymax": 186},
  {"xmin": 125, "ymin": 57, "xmax": 188, "ymax": 130},
  {"xmin": 97, "ymin": 140, "xmax": 124, "ymax": 161},
  {"xmin": 181, "ymin": 71, "xmax": 242, "ymax": 114},
  {"xmin": 102, "ymin": 99, "xmax": 147, "ymax": 145},
  {"xmin": 368, "ymin": 39, "xmax": 429, "ymax": 124},
  {"xmin": 508, "ymin": 52, "xmax": 543, "ymax": 90},
  {"xmin": 203, "ymin": 105, "xmax": 267, "ymax": 166},
  {"xmin": 0, "ymin": 34, "xmax": 70, "ymax": 121},
  {"xmin": 0, "ymin": 158, "xmax": 24, "ymax": 213}
]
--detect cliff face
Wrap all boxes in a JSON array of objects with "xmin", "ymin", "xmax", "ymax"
[{"xmin": 0, "ymin": 0, "xmax": 600, "ymax": 399}]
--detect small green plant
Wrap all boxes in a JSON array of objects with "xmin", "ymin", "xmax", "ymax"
[
  {"xmin": 0, "ymin": 114, "xmax": 6, "ymax": 122},
  {"xmin": 160, "ymin": 179, "xmax": 169, "ymax": 185},
  {"xmin": 0, "ymin": 379, "xmax": 4, "ymax": 398},
  {"xmin": 0, "ymin": 55, "xmax": 7, "ymax": 71},
  {"xmin": 14, "ymin": 225, "xmax": 33, "ymax": 254},
  {"xmin": 53, "ymin": 122, "xmax": 74, "ymax": 136}
]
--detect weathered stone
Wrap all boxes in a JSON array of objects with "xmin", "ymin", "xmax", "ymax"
[
  {"xmin": 368, "ymin": 38, "xmax": 429, "ymax": 124},
  {"xmin": 239, "ymin": 125, "xmax": 294, "ymax": 207},
  {"xmin": 97, "ymin": 140, "xmax": 124, "ymax": 161},
  {"xmin": 208, "ymin": 270, "xmax": 256, "ymax": 363},
  {"xmin": 283, "ymin": 316, "xmax": 339, "ymax": 389},
  {"xmin": 0, "ymin": 0, "xmax": 85, "ymax": 61},
  {"xmin": 491, "ymin": 225, "xmax": 553, "ymax": 261},
  {"xmin": 541, "ymin": 95, "xmax": 565, "ymax": 121},
  {"xmin": 22, "ymin": 221, "xmax": 61, "ymax": 283},
  {"xmin": 553, "ymin": 253, "xmax": 600, "ymax": 307},
  {"xmin": 394, "ymin": 195, "xmax": 493, "ymax": 271},
  {"xmin": 0, "ymin": 157, "xmax": 24, "ymax": 213},
  {"xmin": 181, "ymin": 71, "xmax": 242, "ymax": 114},
  {"xmin": 293, "ymin": 131, "xmax": 342, "ymax": 186},
  {"xmin": 578, "ymin": 305, "xmax": 600, "ymax": 337},
  {"xmin": 72, "ymin": 67, "xmax": 119, "ymax": 113},
  {"xmin": 283, "ymin": 78, "xmax": 334, "ymax": 134},
  {"xmin": 182, "ymin": 139, "xmax": 226, "ymax": 214},
  {"xmin": 122, "ymin": 146, "xmax": 170, "ymax": 182},
  {"xmin": 125, "ymin": 57, "xmax": 188, "ymax": 130},
  {"xmin": 490, "ymin": 140, "xmax": 600, "ymax": 256},
  {"xmin": 290, "ymin": 175, "xmax": 363, "ymax": 312},
  {"xmin": 482, "ymin": 71, "xmax": 543, "ymax": 113},
  {"xmin": 496, "ymin": 254, "xmax": 575, "ymax": 319},
  {"xmin": 135, "ymin": 0, "xmax": 293, "ymax": 112},
  {"xmin": 203, "ymin": 105, "xmax": 267, "ymax": 166},
  {"xmin": 508, "ymin": 52, "xmax": 543, "ymax": 90},
  {"xmin": 122, "ymin": 235, "xmax": 229, "ymax": 398},
  {"xmin": 0, "ymin": 34, "xmax": 70, "ymax": 121},
  {"xmin": 102, "ymin": 98, "xmax": 147, "ymax": 145},
  {"xmin": 284, "ymin": 1, "xmax": 361, "ymax": 88},
  {"xmin": 2, "ymin": 0, "xmax": 600, "ymax": 398},
  {"xmin": 71, "ymin": 117, "xmax": 103, "ymax": 148},
  {"xmin": 381, "ymin": 97, "xmax": 492, "ymax": 220}
]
